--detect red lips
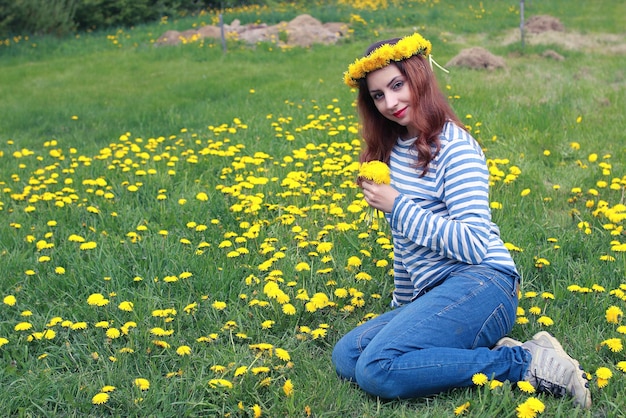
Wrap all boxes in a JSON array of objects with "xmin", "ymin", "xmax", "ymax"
[{"xmin": 393, "ymin": 107, "xmax": 407, "ymax": 118}]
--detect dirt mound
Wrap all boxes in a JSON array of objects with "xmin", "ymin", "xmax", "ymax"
[
  {"xmin": 525, "ymin": 15, "xmax": 564, "ymax": 34},
  {"xmin": 445, "ymin": 47, "xmax": 506, "ymax": 70},
  {"xmin": 155, "ymin": 14, "xmax": 348, "ymax": 47}
]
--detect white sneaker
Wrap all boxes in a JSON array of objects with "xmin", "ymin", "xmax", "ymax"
[
  {"xmin": 494, "ymin": 336, "xmax": 522, "ymax": 348},
  {"xmin": 522, "ymin": 331, "xmax": 591, "ymax": 409}
]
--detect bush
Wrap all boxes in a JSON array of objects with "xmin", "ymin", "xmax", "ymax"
[
  {"xmin": 0, "ymin": 0, "xmax": 261, "ymax": 37},
  {"xmin": 0, "ymin": 0, "xmax": 78, "ymax": 37}
]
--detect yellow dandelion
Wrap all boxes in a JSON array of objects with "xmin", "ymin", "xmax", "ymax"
[
  {"xmin": 208, "ymin": 378, "xmax": 233, "ymax": 389},
  {"xmin": 91, "ymin": 392, "xmax": 109, "ymax": 405},
  {"xmin": 601, "ymin": 338, "xmax": 623, "ymax": 353},
  {"xmin": 524, "ymin": 397, "xmax": 545, "ymax": 413},
  {"xmin": 275, "ymin": 348, "xmax": 291, "ymax": 361},
  {"xmin": 176, "ymin": 345, "xmax": 191, "ymax": 356},
  {"xmin": 515, "ymin": 401, "xmax": 536, "ymax": 418},
  {"xmin": 471, "ymin": 373, "xmax": 488, "ymax": 386},
  {"xmin": 359, "ymin": 160, "xmax": 390, "ymax": 184},
  {"xmin": 283, "ymin": 379, "xmax": 294, "ymax": 396},
  {"xmin": 454, "ymin": 401, "xmax": 470, "ymax": 415},
  {"xmin": 606, "ymin": 306, "xmax": 623, "ymax": 324},
  {"xmin": 616, "ymin": 361, "xmax": 626, "ymax": 373},
  {"xmin": 0, "ymin": 337, "xmax": 9, "ymax": 347},
  {"xmin": 282, "ymin": 303, "xmax": 296, "ymax": 315},
  {"xmin": 295, "ymin": 262, "xmax": 311, "ymax": 271},
  {"xmin": 234, "ymin": 366, "xmax": 248, "ymax": 377},
  {"xmin": 14, "ymin": 322, "xmax": 32, "ymax": 331},
  {"xmin": 212, "ymin": 301, "xmax": 227, "ymax": 310},
  {"xmin": 134, "ymin": 378, "xmax": 150, "ymax": 390},
  {"xmin": 537, "ymin": 316, "xmax": 554, "ymax": 326},
  {"xmin": 3, "ymin": 295, "xmax": 17, "ymax": 306},
  {"xmin": 596, "ymin": 367, "xmax": 613, "ymax": 380},
  {"xmin": 517, "ymin": 380, "xmax": 536, "ymax": 393},
  {"xmin": 106, "ymin": 328, "xmax": 121, "ymax": 339},
  {"xmin": 489, "ymin": 379, "xmax": 504, "ymax": 389},
  {"xmin": 118, "ymin": 301, "xmax": 134, "ymax": 312}
]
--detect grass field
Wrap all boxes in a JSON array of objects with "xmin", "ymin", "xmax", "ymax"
[{"xmin": 0, "ymin": 0, "xmax": 625, "ymax": 416}]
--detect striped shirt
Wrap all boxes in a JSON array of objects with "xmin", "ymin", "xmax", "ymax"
[{"xmin": 387, "ymin": 121, "xmax": 519, "ymax": 306}]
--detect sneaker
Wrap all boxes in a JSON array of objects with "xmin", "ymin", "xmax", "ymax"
[
  {"xmin": 494, "ymin": 336, "xmax": 522, "ymax": 349},
  {"xmin": 522, "ymin": 331, "xmax": 591, "ymax": 409}
]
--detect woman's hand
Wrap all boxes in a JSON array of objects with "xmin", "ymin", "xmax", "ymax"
[{"xmin": 361, "ymin": 180, "xmax": 400, "ymax": 213}]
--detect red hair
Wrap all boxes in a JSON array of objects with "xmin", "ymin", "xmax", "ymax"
[{"xmin": 356, "ymin": 46, "xmax": 464, "ymax": 176}]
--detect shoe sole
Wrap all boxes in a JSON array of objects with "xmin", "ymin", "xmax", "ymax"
[
  {"xmin": 532, "ymin": 331, "xmax": 592, "ymax": 409},
  {"xmin": 495, "ymin": 336, "xmax": 522, "ymax": 348}
]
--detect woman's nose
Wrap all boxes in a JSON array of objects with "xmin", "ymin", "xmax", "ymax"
[{"xmin": 385, "ymin": 93, "xmax": 398, "ymax": 109}]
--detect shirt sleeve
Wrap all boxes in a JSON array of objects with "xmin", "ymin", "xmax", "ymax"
[{"xmin": 388, "ymin": 139, "xmax": 492, "ymax": 264}]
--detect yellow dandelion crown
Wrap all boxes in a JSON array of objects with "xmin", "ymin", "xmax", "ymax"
[{"xmin": 344, "ymin": 32, "xmax": 433, "ymax": 88}]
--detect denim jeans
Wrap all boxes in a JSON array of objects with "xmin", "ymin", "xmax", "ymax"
[{"xmin": 331, "ymin": 265, "xmax": 531, "ymax": 399}]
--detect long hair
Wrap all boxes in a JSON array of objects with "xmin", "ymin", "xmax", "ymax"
[{"xmin": 357, "ymin": 39, "xmax": 464, "ymax": 176}]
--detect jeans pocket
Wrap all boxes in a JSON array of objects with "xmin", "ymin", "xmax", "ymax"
[{"xmin": 472, "ymin": 302, "xmax": 514, "ymax": 348}]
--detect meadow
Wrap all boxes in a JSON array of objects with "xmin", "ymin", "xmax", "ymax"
[{"xmin": 0, "ymin": 0, "xmax": 625, "ymax": 416}]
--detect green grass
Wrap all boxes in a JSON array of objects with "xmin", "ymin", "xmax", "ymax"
[{"xmin": 0, "ymin": 0, "xmax": 625, "ymax": 416}]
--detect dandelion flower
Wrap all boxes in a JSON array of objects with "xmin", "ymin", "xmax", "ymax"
[
  {"xmin": 118, "ymin": 301, "xmax": 134, "ymax": 312},
  {"xmin": 617, "ymin": 361, "xmax": 626, "ymax": 373},
  {"xmin": 295, "ymin": 262, "xmax": 310, "ymax": 271},
  {"xmin": 282, "ymin": 303, "xmax": 296, "ymax": 315},
  {"xmin": 267, "ymin": 346, "xmax": 288, "ymax": 361},
  {"xmin": 3, "ymin": 295, "xmax": 17, "ymax": 306},
  {"xmin": 537, "ymin": 316, "xmax": 554, "ymax": 326},
  {"xmin": 471, "ymin": 373, "xmax": 488, "ymax": 386},
  {"xmin": 212, "ymin": 301, "xmax": 227, "ymax": 310},
  {"xmin": 489, "ymin": 379, "xmax": 503, "ymax": 389},
  {"xmin": 606, "ymin": 306, "xmax": 623, "ymax": 324},
  {"xmin": 92, "ymin": 392, "xmax": 109, "ymax": 405},
  {"xmin": 251, "ymin": 404, "xmax": 262, "ymax": 418},
  {"xmin": 359, "ymin": 161, "xmax": 390, "ymax": 184},
  {"xmin": 208, "ymin": 379, "xmax": 233, "ymax": 389},
  {"xmin": 101, "ymin": 385, "xmax": 116, "ymax": 393},
  {"xmin": 517, "ymin": 380, "xmax": 536, "ymax": 393},
  {"xmin": 134, "ymin": 378, "xmax": 150, "ymax": 390},
  {"xmin": 14, "ymin": 322, "xmax": 32, "ymax": 331},
  {"xmin": 176, "ymin": 345, "xmax": 191, "ymax": 356},
  {"xmin": 601, "ymin": 338, "xmax": 623, "ymax": 352},
  {"xmin": 454, "ymin": 401, "xmax": 470, "ymax": 415},
  {"xmin": 106, "ymin": 328, "xmax": 121, "ymax": 339},
  {"xmin": 283, "ymin": 379, "xmax": 294, "ymax": 396},
  {"xmin": 596, "ymin": 367, "xmax": 613, "ymax": 380},
  {"xmin": 524, "ymin": 397, "xmax": 545, "ymax": 413},
  {"xmin": 515, "ymin": 402, "xmax": 536, "ymax": 418},
  {"xmin": 0, "ymin": 337, "xmax": 8, "ymax": 347}
]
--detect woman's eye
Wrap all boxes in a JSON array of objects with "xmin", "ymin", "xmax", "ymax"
[
  {"xmin": 392, "ymin": 81, "xmax": 404, "ymax": 90},
  {"xmin": 372, "ymin": 93, "xmax": 383, "ymax": 100}
]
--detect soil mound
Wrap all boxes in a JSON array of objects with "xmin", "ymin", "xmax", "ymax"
[
  {"xmin": 525, "ymin": 15, "xmax": 564, "ymax": 34},
  {"xmin": 445, "ymin": 47, "xmax": 506, "ymax": 70},
  {"xmin": 155, "ymin": 14, "xmax": 348, "ymax": 47}
]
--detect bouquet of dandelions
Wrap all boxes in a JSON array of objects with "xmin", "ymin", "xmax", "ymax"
[{"xmin": 358, "ymin": 160, "xmax": 391, "ymax": 229}]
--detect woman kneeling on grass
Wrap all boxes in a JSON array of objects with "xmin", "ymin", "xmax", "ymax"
[{"xmin": 331, "ymin": 32, "xmax": 591, "ymax": 409}]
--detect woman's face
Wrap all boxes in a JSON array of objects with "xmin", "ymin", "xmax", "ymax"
[{"xmin": 366, "ymin": 64, "xmax": 418, "ymax": 137}]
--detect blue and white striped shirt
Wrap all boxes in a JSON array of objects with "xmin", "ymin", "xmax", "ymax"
[{"xmin": 387, "ymin": 121, "xmax": 519, "ymax": 306}]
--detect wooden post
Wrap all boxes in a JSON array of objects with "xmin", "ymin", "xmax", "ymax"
[
  {"xmin": 519, "ymin": 0, "xmax": 524, "ymax": 51},
  {"xmin": 219, "ymin": 12, "xmax": 226, "ymax": 53}
]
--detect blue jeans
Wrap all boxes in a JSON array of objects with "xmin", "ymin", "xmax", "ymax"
[{"xmin": 331, "ymin": 265, "xmax": 530, "ymax": 399}]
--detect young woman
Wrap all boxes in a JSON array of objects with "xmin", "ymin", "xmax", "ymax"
[{"xmin": 332, "ymin": 32, "xmax": 591, "ymax": 409}]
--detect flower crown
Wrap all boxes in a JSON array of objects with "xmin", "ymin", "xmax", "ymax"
[{"xmin": 343, "ymin": 32, "xmax": 432, "ymax": 88}]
